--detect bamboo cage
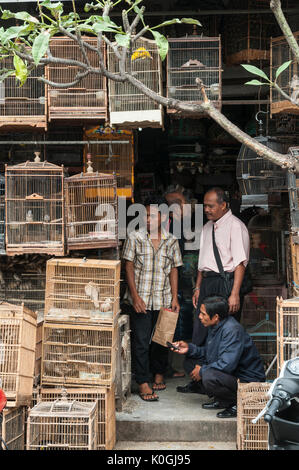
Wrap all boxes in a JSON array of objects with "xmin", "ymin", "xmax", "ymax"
[
  {"xmin": 0, "ymin": 302, "xmax": 37, "ymax": 407},
  {"xmin": 167, "ymin": 35, "xmax": 222, "ymax": 114},
  {"xmin": 0, "ymin": 273, "xmax": 46, "ymax": 314},
  {"xmin": 0, "ymin": 175, "xmax": 5, "ymax": 254},
  {"xmin": 41, "ymin": 321, "xmax": 117, "ymax": 388},
  {"xmin": 40, "ymin": 385, "xmax": 116, "ymax": 450},
  {"xmin": 65, "ymin": 155, "xmax": 118, "ymax": 252},
  {"xmin": 0, "ymin": 407, "xmax": 26, "ymax": 450},
  {"xmin": 119, "ymin": 315, "xmax": 131, "ymax": 400},
  {"xmin": 5, "ymin": 153, "xmax": 65, "ymax": 256},
  {"xmin": 34, "ymin": 314, "xmax": 44, "ymax": 386},
  {"xmin": 237, "ymin": 382, "xmax": 271, "ymax": 450},
  {"xmin": 47, "ymin": 37, "xmax": 107, "ymax": 121},
  {"xmin": 270, "ymin": 32, "xmax": 299, "ymax": 116},
  {"xmin": 44, "ymin": 258, "xmax": 120, "ymax": 324},
  {"xmin": 0, "ymin": 55, "xmax": 46, "ymax": 129},
  {"xmin": 289, "ymin": 233, "xmax": 299, "ymax": 296},
  {"xmin": 107, "ymin": 37, "xmax": 163, "ymax": 128},
  {"xmin": 84, "ymin": 126, "xmax": 134, "ymax": 200},
  {"xmin": 276, "ymin": 296, "xmax": 299, "ymax": 374},
  {"xmin": 26, "ymin": 393, "xmax": 98, "ymax": 450}
]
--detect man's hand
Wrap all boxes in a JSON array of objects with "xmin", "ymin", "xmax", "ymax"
[
  {"xmin": 190, "ymin": 364, "xmax": 201, "ymax": 382},
  {"xmin": 132, "ymin": 295, "xmax": 147, "ymax": 313},
  {"xmin": 172, "ymin": 340, "xmax": 189, "ymax": 355},
  {"xmin": 171, "ymin": 296, "xmax": 180, "ymax": 313},
  {"xmin": 228, "ymin": 292, "xmax": 240, "ymax": 314},
  {"xmin": 192, "ymin": 289, "xmax": 200, "ymax": 309}
]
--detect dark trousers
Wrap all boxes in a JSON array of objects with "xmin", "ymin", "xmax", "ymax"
[
  {"xmin": 130, "ymin": 308, "xmax": 169, "ymax": 385},
  {"xmin": 192, "ymin": 273, "xmax": 244, "ymax": 346},
  {"xmin": 184, "ymin": 357, "xmax": 238, "ymax": 407}
]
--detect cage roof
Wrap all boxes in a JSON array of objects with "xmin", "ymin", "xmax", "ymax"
[
  {"xmin": 30, "ymin": 399, "xmax": 97, "ymax": 416},
  {"xmin": 6, "ymin": 160, "xmax": 64, "ymax": 171},
  {"xmin": 66, "ymin": 170, "xmax": 116, "ymax": 181}
]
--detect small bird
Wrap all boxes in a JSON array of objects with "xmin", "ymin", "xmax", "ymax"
[{"xmin": 131, "ymin": 47, "xmax": 152, "ymax": 61}]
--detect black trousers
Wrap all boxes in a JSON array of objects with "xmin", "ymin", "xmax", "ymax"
[
  {"xmin": 130, "ymin": 308, "xmax": 169, "ymax": 385},
  {"xmin": 192, "ymin": 273, "xmax": 244, "ymax": 346},
  {"xmin": 184, "ymin": 357, "xmax": 239, "ymax": 407}
]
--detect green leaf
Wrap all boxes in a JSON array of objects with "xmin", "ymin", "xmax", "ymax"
[
  {"xmin": 151, "ymin": 30, "xmax": 168, "ymax": 61},
  {"xmin": 115, "ymin": 33, "xmax": 130, "ymax": 49},
  {"xmin": 275, "ymin": 60, "xmax": 292, "ymax": 79},
  {"xmin": 180, "ymin": 18, "xmax": 202, "ymax": 26},
  {"xmin": 41, "ymin": 0, "xmax": 63, "ymax": 13},
  {"xmin": 1, "ymin": 10, "xmax": 39, "ymax": 24},
  {"xmin": 32, "ymin": 30, "xmax": 50, "ymax": 66},
  {"xmin": 241, "ymin": 64, "xmax": 270, "ymax": 81},
  {"xmin": 0, "ymin": 69, "xmax": 15, "ymax": 82},
  {"xmin": 13, "ymin": 54, "xmax": 28, "ymax": 86},
  {"xmin": 0, "ymin": 25, "xmax": 31, "ymax": 45},
  {"xmin": 151, "ymin": 19, "xmax": 182, "ymax": 29},
  {"xmin": 245, "ymin": 79, "xmax": 267, "ymax": 86}
]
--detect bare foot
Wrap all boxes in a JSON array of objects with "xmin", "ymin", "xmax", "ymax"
[
  {"xmin": 153, "ymin": 373, "xmax": 166, "ymax": 391},
  {"xmin": 139, "ymin": 382, "xmax": 158, "ymax": 401}
]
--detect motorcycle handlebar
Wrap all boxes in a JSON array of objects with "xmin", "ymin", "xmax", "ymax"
[{"xmin": 264, "ymin": 398, "xmax": 283, "ymax": 423}]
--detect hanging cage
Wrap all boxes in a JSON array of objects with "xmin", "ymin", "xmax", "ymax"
[
  {"xmin": 4, "ymin": 153, "xmax": 65, "ymax": 256},
  {"xmin": 167, "ymin": 35, "xmax": 222, "ymax": 115},
  {"xmin": 107, "ymin": 37, "xmax": 163, "ymax": 128},
  {"xmin": 47, "ymin": 37, "xmax": 107, "ymax": 121},
  {"xmin": 276, "ymin": 296, "xmax": 299, "ymax": 375}
]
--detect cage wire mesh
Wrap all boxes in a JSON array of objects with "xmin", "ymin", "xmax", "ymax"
[
  {"xmin": 0, "ymin": 407, "xmax": 25, "ymax": 450},
  {"xmin": 0, "ymin": 175, "xmax": 5, "ymax": 254},
  {"xmin": 118, "ymin": 315, "xmax": 131, "ymax": 397},
  {"xmin": 247, "ymin": 314, "xmax": 277, "ymax": 381},
  {"xmin": 276, "ymin": 297, "xmax": 299, "ymax": 374},
  {"xmin": 0, "ymin": 273, "xmax": 46, "ymax": 314},
  {"xmin": 47, "ymin": 37, "xmax": 107, "ymax": 121}
]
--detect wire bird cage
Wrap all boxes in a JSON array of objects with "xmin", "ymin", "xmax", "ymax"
[
  {"xmin": 26, "ymin": 393, "xmax": 98, "ymax": 450},
  {"xmin": 271, "ymin": 32, "xmax": 299, "ymax": 116},
  {"xmin": 0, "ymin": 55, "xmax": 46, "ymax": 129},
  {"xmin": 167, "ymin": 35, "xmax": 222, "ymax": 115},
  {"xmin": 47, "ymin": 37, "xmax": 107, "ymax": 121},
  {"xmin": 44, "ymin": 258, "xmax": 120, "ymax": 324},
  {"xmin": 0, "ymin": 303, "xmax": 37, "ymax": 407},
  {"xmin": 0, "ymin": 175, "xmax": 5, "ymax": 254},
  {"xmin": 5, "ymin": 153, "xmax": 65, "ymax": 256},
  {"xmin": 117, "ymin": 315, "xmax": 131, "ymax": 402},
  {"xmin": 65, "ymin": 155, "xmax": 118, "ymax": 252},
  {"xmin": 276, "ymin": 297, "xmax": 299, "ymax": 375},
  {"xmin": 237, "ymin": 382, "xmax": 271, "ymax": 450},
  {"xmin": 40, "ymin": 385, "xmax": 116, "ymax": 450},
  {"xmin": 41, "ymin": 322, "xmax": 117, "ymax": 388},
  {"xmin": 0, "ymin": 407, "xmax": 26, "ymax": 450},
  {"xmin": 0, "ymin": 273, "xmax": 46, "ymax": 314},
  {"xmin": 84, "ymin": 125, "xmax": 134, "ymax": 200},
  {"xmin": 108, "ymin": 37, "xmax": 163, "ymax": 128}
]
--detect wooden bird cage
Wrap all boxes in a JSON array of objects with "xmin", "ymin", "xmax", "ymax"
[
  {"xmin": 0, "ymin": 273, "xmax": 46, "ymax": 314},
  {"xmin": 0, "ymin": 302, "xmax": 37, "ymax": 407},
  {"xmin": 0, "ymin": 55, "xmax": 46, "ymax": 130},
  {"xmin": 276, "ymin": 296, "xmax": 299, "ymax": 374},
  {"xmin": 115, "ymin": 315, "xmax": 131, "ymax": 408},
  {"xmin": 5, "ymin": 154, "xmax": 65, "ymax": 256},
  {"xmin": 34, "ymin": 314, "xmax": 44, "ymax": 387},
  {"xmin": 84, "ymin": 125, "xmax": 134, "ymax": 200},
  {"xmin": 271, "ymin": 32, "xmax": 299, "ymax": 116},
  {"xmin": 167, "ymin": 36, "xmax": 222, "ymax": 115},
  {"xmin": 0, "ymin": 175, "xmax": 5, "ymax": 254},
  {"xmin": 44, "ymin": 258, "xmax": 120, "ymax": 325},
  {"xmin": 41, "ymin": 321, "xmax": 117, "ymax": 388},
  {"xmin": 237, "ymin": 382, "xmax": 271, "ymax": 450},
  {"xmin": 65, "ymin": 156, "xmax": 118, "ymax": 252},
  {"xmin": 47, "ymin": 37, "xmax": 107, "ymax": 121},
  {"xmin": 26, "ymin": 393, "xmax": 98, "ymax": 450},
  {"xmin": 108, "ymin": 37, "xmax": 163, "ymax": 128},
  {"xmin": 40, "ymin": 385, "xmax": 116, "ymax": 450},
  {"xmin": 0, "ymin": 407, "xmax": 26, "ymax": 450}
]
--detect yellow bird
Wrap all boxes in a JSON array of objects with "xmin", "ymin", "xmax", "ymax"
[{"xmin": 131, "ymin": 47, "xmax": 152, "ymax": 61}]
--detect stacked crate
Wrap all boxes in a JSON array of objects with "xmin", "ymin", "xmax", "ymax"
[
  {"xmin": 276, "ymin": 296, "xmax": 299, "ymax": 375},
  {"xmin": 39, "ymin": 258, "xmax": 121, "ymax": 449}
]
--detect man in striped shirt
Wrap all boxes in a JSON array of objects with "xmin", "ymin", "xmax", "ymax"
[{"xmin": 122, "ymin": 196, "xmax": 183, "ymax": 402}]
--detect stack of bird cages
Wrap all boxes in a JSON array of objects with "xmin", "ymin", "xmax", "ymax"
[
  {"xmin": 47, "ymin": 37, "xmax": 107, "ymax": 121},
  {"xmin": 237, "ymin": 382, "xmax": 271, "ymax": 450},
  {"xmin": 108, "ymin": 37, "xmax": 163, "ymax": 128},
  {"xmin": 65, "ymin": 155, "xmax": 118, "ymax": 252},
  {"xmin": 0, "ymin": 55, "xmax": 46, "ymax": 129},
  {"xmin": 167, "ymin": 36, "xmax": 222, "ymax": 115},
  {"xmin": 5, "ymin": 153, "xmax": 65, "ymax": 256},
  {"xmin": 40, "ymin": 385, "xmax": 116, "ymax": 450},
  {"xmin": 271, "ymin": 32, "xmax": 299, "ymax": 116},
  {"xmin": 0, "ymin": 175, "xmax": 5, "ymax": 254},
  {"xmin": 0, "ymin": 407, "xmax": 26, "ymax": 450},
  {"xmin": 0, "ymin": 303, "xmax": 37, "ymax": 407},
  {"xmin": 26, "ymin": 393, "xmax": 98, "ymax": 450},
  {"xmin": 276, "ymin": 296, "xmax": 299, "ymax": 374}
]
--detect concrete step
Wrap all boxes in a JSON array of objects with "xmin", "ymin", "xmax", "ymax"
[
  {"xmin": 114, "ymin": 441, "xmax": 236, "ymax": 450},
  {"xmin": 116, "ymin": 377, "xmax": 237, "ymax": 444}
]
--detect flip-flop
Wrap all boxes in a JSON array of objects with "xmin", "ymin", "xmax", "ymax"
[
  {"xmin": 152, "ymin": 382, "xmax": 166, "ymax": 391},
  {"xmin": 171, "ymin": 372, "xmax": 185, "ymax": 379},
  {"xmin": 139, "ymin": 392, "xmax": 159, "ymax": 402}
]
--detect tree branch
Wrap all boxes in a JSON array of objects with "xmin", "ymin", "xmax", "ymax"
[{"xmin": 270, "ymin": 0, "xmax": 299, "ymax": 64}]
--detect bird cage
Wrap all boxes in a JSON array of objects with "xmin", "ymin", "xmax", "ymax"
[
  {"xmin": 116, "ymin": 315, "xmax": 131, "ymax": 404},
  {"xmin": 108, "ymin": 37, "xmax": 163, "ymax": 128},
  {"xmin": 84, "ymin": 126, "xmax": 134, "ymax": 200},
  {"xmin": 5, "ymin": 153, "xmax": 65, "ymax": 256},
  {"xmin": 44, "ymin": 258, "xmax": 120, "ymax": 325},
  {"xmin": 65, "ymin": 155, "xmax": 118, "ymax": 252},
  {"xmin": 34, "ymin": 313, "xmax": 44, "ymax": 386},
  {"xmin": 0, "ymin": 302, "xmax": 37, "ymax": 407},
  {"xmin": 40, "ymin": 385, "xmax": 116, "ymax": 450},
  {"xmin": 0, "ymin": 55, "xmax": 46, "ymax": 129},
  {"xmin": 276, "ymin": 297, "xmax": 299, "ymax": 374},
  {"xmin": 237, "ymin": 382, "xmax": 271, "ymax": 450},
  {"xmin": 225, "ymin": 0, "xmax": 278, "ymax": 65},
  {"xmin": 26, "ymin": 392, "xmax": 98, "ymax": 450},
  {"xmin": 247, "ymin": 314, "xmax": 277, "ymax": 381},
  {"xmin": 167, "ymin": 35, "xmax": 222, "ymax": 115},
  {"xmin": 242, "ymin": 285, "xmax": 287, "ymax": 329},
  {"xmin": 271, "ymin": 32, "xmax": 299, "ymax": 116},
  {"xmin": 0, "ymin": 407, "xmax": 26, "ymax": 450},
  {"xmin": 47, "ymin": 37, "xmax": 107, "ymax": 121},
  {"xmin": 0, "ymin": 175, "xmax": 5, "ymax": 254},
  {"xmin": 0, "ymin": 273, "xmax": 46, "ymax": 314}
]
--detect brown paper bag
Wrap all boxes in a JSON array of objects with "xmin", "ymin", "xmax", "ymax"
[{"xmin": 152, "ymin": 307, "xmax": 179, "ymax": 347}]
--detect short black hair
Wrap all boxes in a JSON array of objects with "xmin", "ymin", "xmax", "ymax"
[
  {"xmin": 201, "ymin": 296, "xmax": 229, "ymax": 320},
  {"xmin": 205, "ymin": 187, "xmax": 229, "ymax": 205},
  {"xmin": 143, "ymin": 195, "xmax": 168, "ymax": 207}
]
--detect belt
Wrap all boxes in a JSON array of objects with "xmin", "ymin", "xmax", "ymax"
[{"xmin": 202, "ymin": 271, "xmax": 234, "ymax": 279}]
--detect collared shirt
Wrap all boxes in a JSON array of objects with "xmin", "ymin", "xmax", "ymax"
[
  {"xmin": 198, "ymin": 209, "xmax": 250, "ymax": 273},
  {"xmin": 122, "ymin": 228, "xmax": 183, "ymax": 310}
]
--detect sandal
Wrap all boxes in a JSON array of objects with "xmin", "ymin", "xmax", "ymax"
[
  {"xmin": 139, "ymin": 392, "xmax": 159, "ymax": 402},
  {"xmin": 152, "ymin": 381, "xmax": 166, "ymax": 391}
]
